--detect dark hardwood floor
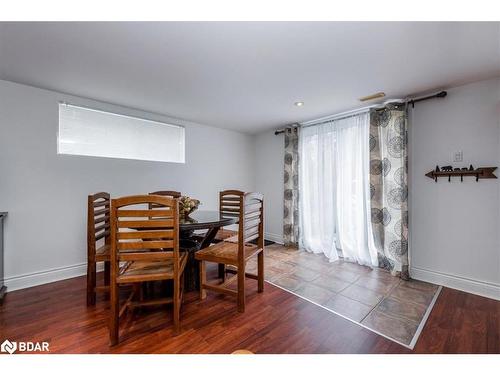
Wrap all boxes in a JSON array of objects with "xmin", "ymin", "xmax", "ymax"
[{"xmin": 0, "ymin": 264, "xmax": 498, "ymax": 354}]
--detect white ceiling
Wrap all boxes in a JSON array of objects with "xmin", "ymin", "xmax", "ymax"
[{"xmin": 0, "ymin": 22, "xmax": 499, "ymax": 134}]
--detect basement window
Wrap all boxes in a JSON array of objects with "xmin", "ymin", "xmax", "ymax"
[{"xmin": 58, "ymin": 103, "xmax": 185, "ymax": 163}]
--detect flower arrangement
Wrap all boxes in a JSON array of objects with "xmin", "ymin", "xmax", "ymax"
[{"xmin": 178, "ymin": 196, "xmax": 200, "ymax": 217}]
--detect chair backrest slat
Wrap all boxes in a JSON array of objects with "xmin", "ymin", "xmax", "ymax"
[
  {"xmin": 118, "ymin": 209, "xmax": 173, "ymax": 218},
  {"xmin": 118, "ymin": 240, "xmax": 174, "ymax": 251},
  {"xmin": 118, "ymin": 230, "xmax": 174, "ymax": 240},
  {"xmin": 94, "ymin": 207, "xmax": 109, "ymax": 216},
  {"xmin": 119, "ymin": 252, "xmax": 173, "ymax": 262},
  {"xmin": 244, "ymin": 217, "xmax": 260, "ymax": 228},
  {"xmin": 95, "ymin": 231, "xmax": 110, "ymax": 241},
  {"xmin": 118, "ymin": 219, "xmax": 175, "ymax": 228}
]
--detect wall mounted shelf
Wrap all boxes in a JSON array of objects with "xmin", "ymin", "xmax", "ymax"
[{"xmin": 425, "ymin": 167, "xmax": 497, "ymax": 182}]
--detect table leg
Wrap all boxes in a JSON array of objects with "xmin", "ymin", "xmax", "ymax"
[
  {"xmin": 180, "ymin": 227, "xmax": 222, "ymax": 292},
  {"xmin": 199, "ymin": 227, "xmax": 220, "ymax": 249},
  {"xmin": 218, "ymin": 263, "xmax": 226, "ymax": 280},
  {"xmin": 180, "ymin": 239, "xmax": 201, "ymax": 292}
]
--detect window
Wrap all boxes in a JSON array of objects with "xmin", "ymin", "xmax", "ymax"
[{"xmin": 58, "ymin": 103, "xmax": 185, "ymax": 163}]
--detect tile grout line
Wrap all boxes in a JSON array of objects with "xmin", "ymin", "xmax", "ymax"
[
  {"xmin": 323, "ymin": 273, "xmax": 360, "ymax": 304},
  {"xmin": 359, "ymin": 279, "xmax": 402, "ymax": 324}
]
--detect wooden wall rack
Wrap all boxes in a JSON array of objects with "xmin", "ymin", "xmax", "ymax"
[{"xmin": 425, "ymin": 167, "xmax": 497, "ymax": 182}]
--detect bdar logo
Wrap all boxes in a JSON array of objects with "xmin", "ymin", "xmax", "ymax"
[
  {"xmin": 1, "ymin": 339, "xmax": 17, "ymax": 354},
  {"xmin": 1, "ymin": 339, "xmax": 49, "ymax": 354}
]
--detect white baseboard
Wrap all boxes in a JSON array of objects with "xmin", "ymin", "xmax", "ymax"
[
  {"xmin": 411, "ymin": 266, "xmax": 500, "ymax": 301},
  {"xmin": 4, "ymin": 262, "xmax": 104, "ymax": 292},
  {"xmin": 265, "ymin": 232, "xmax": 283, "ymax": 244}
]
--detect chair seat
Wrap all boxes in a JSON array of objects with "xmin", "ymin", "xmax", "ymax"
[
  {"xmin": 223, "ymin": 235, "xmax": 239, "ymax": 243},
  {"xmin": 95, "ymin": 244, "xmax": 110, "ymax": 261},
  {"xmin": 195, "ymin": 241, "xmax": 262, "ymax": 266},
  {"xmin": 117, "ymin": 253, "xmax": 187, "ymax": 283},
  {"xmin": 214, "ymin": 229, "xmax": 238, "ymax": 242}
]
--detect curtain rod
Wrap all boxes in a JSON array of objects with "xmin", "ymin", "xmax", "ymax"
[{"xmin": 274, "ymin": 90, "xmax": 447, "ymax": 135}]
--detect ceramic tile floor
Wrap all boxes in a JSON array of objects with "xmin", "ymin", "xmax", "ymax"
[{"xmin": 246, "ymin": 243, "xmax": 440, "ymax": 347}]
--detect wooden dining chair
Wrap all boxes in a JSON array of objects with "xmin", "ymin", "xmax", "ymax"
[
  {"xmin": 195, "ymin": 192, "xmax": 264, "ymax": 313},
  {"xmin": 87, "ymin": 192, "xmax": 111, "ymax": 306},
  {"xmin": 109, "ymin": 195, "xmax": 187, "ymax": 346}
]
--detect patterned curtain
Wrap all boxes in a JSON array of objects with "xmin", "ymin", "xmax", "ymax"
[
  {"xmin": 369, "ymin": 104, "xmax": 409, "ymax": 279},
  {"xmin": 283, "ymin": 127, "xmax": 300, "ymax": 246}
]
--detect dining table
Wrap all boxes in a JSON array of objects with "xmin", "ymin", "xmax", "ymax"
[{"xmin": 178, "ymin": 210, "xmax": 237, "ymax": 291}]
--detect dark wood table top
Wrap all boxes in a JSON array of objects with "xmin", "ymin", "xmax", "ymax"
[{"xmin": 179, "ymin": 210, "xmax": 236, "ymax": 231}]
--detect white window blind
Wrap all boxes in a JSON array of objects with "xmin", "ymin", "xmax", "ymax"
[{"xmin": 58, "ymin": 103, "xmax": 185, "ymax": 163}]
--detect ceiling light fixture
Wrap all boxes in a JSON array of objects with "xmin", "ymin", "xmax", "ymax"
[
  {"xmin": 294, "ymin": 101, "xmax": 304, "ymax": 107},
  {"xmin": 359, "ymin": 92, "xmax": 386, "ymax": 102}
]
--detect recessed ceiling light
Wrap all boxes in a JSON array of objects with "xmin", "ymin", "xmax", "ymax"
[
  {"xmin": 294, "ymin": 101, "xmax": 304, "ymax": 107},
  {"xmin": 359, "ymin": 92, "xmax": 386, "ymax": 102}
]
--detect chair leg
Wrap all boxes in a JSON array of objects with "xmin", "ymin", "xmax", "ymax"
[
  {"xmin": 218, "ymin": 263, "xmax": 226, "ymax": 281},
  {"xmin": 173, "ymin": 276, "xmax": 181, "ymax": 335},
  {"xmin": 199, "ymin": 261, "xmax": 207, "ymax": 300},
  {"xmin": 139, "ymin": 282, "xmax": 144, "ymax": 301},
  {"xmin": 132, "ymin": 283, "xmax": 142, "ymax": 312},
  {"xmin": 142, "ymin": 281, "xmax": 151, "ymax": 299},
  {"xmin": 237, "ymin": 264, "xmax": 246, "ymax": 313},
  {"xmin": 109, "ymin": 279, "xmax": 119, "ymax": 346},
  {"xmin": 104, "ymin": 261, "xmax": 110, "ymax": 285},
  {"xmin": 257, "ymin": 252, "xmax": 264, "ymax": 293},
  {"xmin": 180, "ymin": 272, "xmax": 185, "ymax": 303},
  {"xmin": 104, "ymin": 261, "xmax": 111, "ymax": 300},
  {"xmin": 87, "ymin": 260, "xmax": 96, "ymax": 306}
]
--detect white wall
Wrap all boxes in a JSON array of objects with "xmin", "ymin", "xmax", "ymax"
[
  {"xmin": 0, "ymin": 80, "xmax": 255, "ymax": 291},
  {"xmin": 254, "ymin": 130, "xmax": 284, "ymax": 243},
  {"xmin": 255, "ymin": 77, "xmax": 500, "ymax": 300},
  {"xmin": 409, "ymin": 78, "xmax": 500, "ymax": 300}
]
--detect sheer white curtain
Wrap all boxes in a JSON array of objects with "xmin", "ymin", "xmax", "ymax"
[{"xmin": 299, "ymin": 112, "xmax": 378, "ymax": 267}]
